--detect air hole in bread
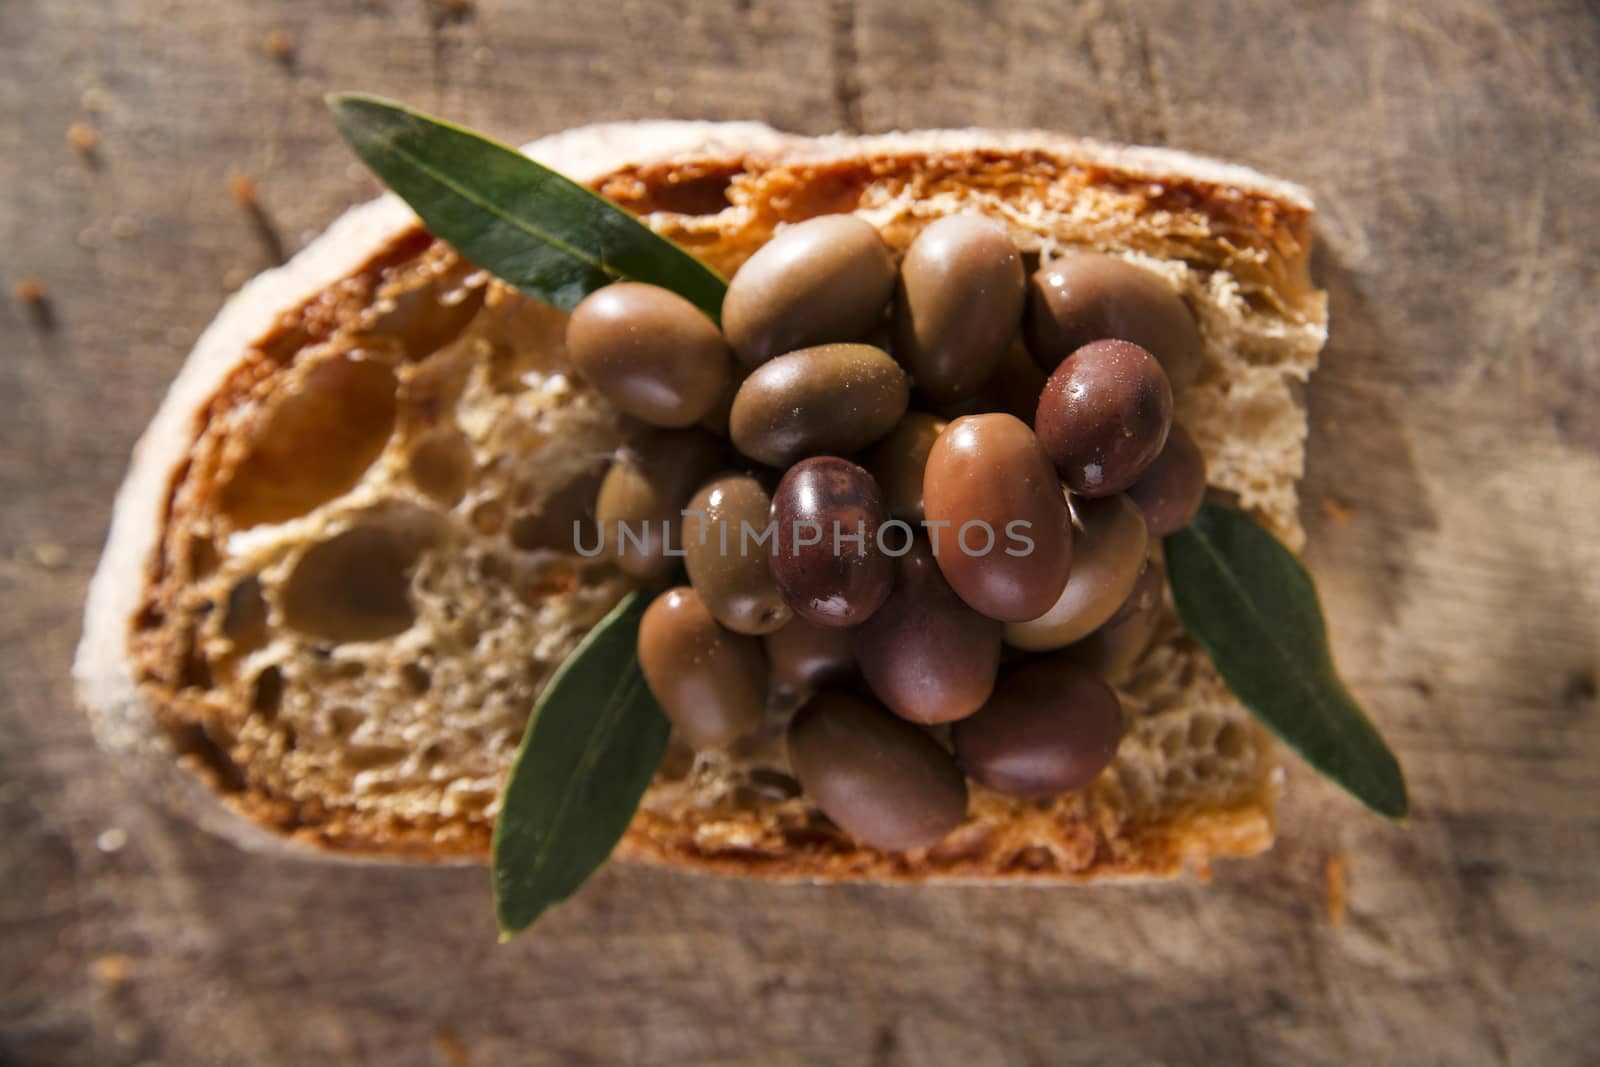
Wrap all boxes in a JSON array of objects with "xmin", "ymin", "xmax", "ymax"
[
  {"xmin": 342, "ymin": 744, "xmax": 407, "ymax": 772},
  {"xmin": 280, "ymin": 507, "xmax": 444, "ymax": 644},
  {"xmin": 401, "ymin": 662, "xmax": 432, "ymax": 695},
  {"xmin": 222, "ymin": 576, "xmax": 268, "ymax": 651},
  {"xmin": 405, "ymin": 425, "xmax": 474, "ymax": 506},
  {"xmin": 365, "ymin": 259, "xmax": 486, "ymax": 361},
  {"xmin": 1215, "ymin": 721, "xmax": 1246, "ymax": 759},
  {"xmin": 470, "ymin": 499, "xmax": 506, "ymax": 536},
  {"xmin": 251, "ymin": 665, "xmax": 284, "ymax": 722},
  {"xmin": 328, "ymin": 706, "xmax": 363, "ymax": 740},
  {"xmin": 179, "ymin": 628, "xmax": 212, "ymax": 691},
  {"xmin": 398, "ymin": 346, "xmax": 474, "ymax": 433},
  {"xmin": 217, "ymin": 352, "xmax": 399, "ymax": 528},
  {"xmin": 187, "ymin": 530, "xmax": 221, "ymax": 579},
  {"xmin": 507, "ymin": 465, "xmax": 606, "ymax": 553},
  {"xmin": 1187, "ymin": 714, "xmax": 1219, "ymax": 750}
]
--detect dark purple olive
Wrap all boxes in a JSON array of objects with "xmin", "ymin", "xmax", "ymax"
[
  {"xmin": 787, "ymin": 690, "xmax": 968, "ymax": 851},
  {"xmin": 770, "ymin": 457, "xmax": 894, "ymax": 628},
  {"xmin": 566, "ymin": 282, "xmax": 731, "ymax": 427},
  {"xmin": 1035, "ymin": 339, "xmax": 1172, "ymax": 497},
  {"xmin": 638, "ymin": 587, "xmax": 767, "ymax": 748},
  {"xmin": 722, "ymin": 215, "xmax": 896, "ymax": 368},
  {"xmin": 1024, "ymin": 253, "xmax": 1204, "ymax": 388},
  {"xmin": 853, "ymin": 540, "xmax": 1002, "ymax": 724},
  {"xmin": 764, "ymin": 618, "xmax": 857, "ymax": 693},
  {"xmin": 1064, "ymin": 554, "xmax": 1166, "ymax": 682},
  {"xmin": 1127, "ymin": 423, "xmax": 1207, "ymax": 536},
  {"xmin": 920, "ymin": 413, "xmax": 1073, "ymax": 622},
  {"xmin": 892, "ymin": 215, "xmax": 1025, "ymax": 402},
  {"xmin": 952, "ymin": 656, "xmax": 1124, "ymax": 797}
]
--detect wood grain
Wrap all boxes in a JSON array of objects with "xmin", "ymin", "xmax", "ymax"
[{"xmin": 3, "ymin": 1, "xmax": 1598, "ymax": 1064}]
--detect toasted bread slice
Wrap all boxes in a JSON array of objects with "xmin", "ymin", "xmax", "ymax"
[{"xmin": 74, "ymin": 122, "xmax": 1326, "ymax": 879}]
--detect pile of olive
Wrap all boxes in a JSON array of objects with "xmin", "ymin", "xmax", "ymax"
[{"xmin": 565, "ymin": 214, "xmax": 1209, "ymax": 853}]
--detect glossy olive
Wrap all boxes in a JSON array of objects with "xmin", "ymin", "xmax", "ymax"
[
  {"xmin": 1024, "ymin": 253, "xmax": 1203, "ymax": 388},
  {"xmin": 683, "ymin": 473, "xmax": 792, "ymax": 635},
  {"xmin": 729, "ymin": 343, "xmax": 909, "ymax": 467},
  {"xmin": 723, "ymin": 215, "xmax": 897, "ymax": 368},
  {"xmin": 595, "ymin": 429, "xmax": 722, "ymax": 579},
  {"xmin": 853, "ymin": 540, "xmax": 1002, "ymax": 724},
  {"xmin": 952, "ymin": 656, "xmax": 1125, "ymax": 796},
  {"xmin": 865, "ymin": 412, "xmax": 947, "ymax": 523},
  {"xmin": 920, "ymin": 413, "xmax": 1073, "ymax": 622},
  {"xmin": 892, "ymin": 216, "xmax": 1025, "ymax": 402},
  {"xmin": 1005, "ymin": 494, "xmax": 1149, "ymax": 651},
  {"xmin": 764, "ymin": 618, "xmax": 857, "ymax": 693},
  {"xmin": 1035, "ymin": 339, "xmax": 1172, "ymax": 497},
  {"xmin": 787, "ymin": 690, "xmax": 968, "ymax": 851},
  {"xmin": 1064, "ymin": 554, "xmax": 1165, "ymax": 682},
  {"xmin": 1127, "ymin": 423, "xmax": 1207, "ymax": 536},
  {"xmin": 770, "ymin": 457, "xmax": 894, "ymax": 627},
  {"xmin": 638, "ymin": 587, "xmax": 767, "ymax": 748},
  {"xmin": 566, "ymin": 283, "xmax": 731, "ymax": 427}
]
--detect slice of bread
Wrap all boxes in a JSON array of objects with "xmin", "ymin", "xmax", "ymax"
[{"xmin": 74, "ymin": 122, "xmax": 1326, "ymax": 880}]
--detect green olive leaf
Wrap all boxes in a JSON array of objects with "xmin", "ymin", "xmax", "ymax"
[
  {"xmin": 1165, "ymin": 501, "xmax": 1409, "ymax": 820},
  {"xmin": 491, "ymin": 592, "xmax": 670, "ymax": 938},
  {"xmin": 327, "ymin": 93, "xmax": 726, "ymax": 319}
]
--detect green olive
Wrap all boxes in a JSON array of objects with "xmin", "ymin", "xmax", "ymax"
[
  {"xmin": 1004, "ymin": 493, "xmax": 1149, "ymax": 651},
  {"xmin": 566, "ymin": 283, "xmax": 732, "ymax": 427},
  {"xmin": 638, "ymin": 586, "xmax": 768, "ymax": 748},
  {"xmin": 865, "ymin": 412, "xmax": 947, "ymax": 523},
  {"xmin": 683, "ymin": 473, "xmax": 791, "ymax": 635},
  {"xmin": 729, "ymin": 343, "xmax": 909, "ymax": 467},
  {"xmin": 892, "ymin": 215, "xmax": 1024, "ymax": 402},
  {"xmin": 594, "ymin": 429, "xmax": 722, "ymax": 579},
  {"xmin": 722, "ymin": 215, "xmax": 896, "ymax": 368}
]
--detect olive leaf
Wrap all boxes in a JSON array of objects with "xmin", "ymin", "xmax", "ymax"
[
  {"xmin": 327, "ymin": 93, "xmax": 727, "ymax": 319},
  {"xmin": 491, "ymin": 592, "xmax": 671, "ymax": 938},
  {"xmin": 1165, "ymin": 502, "xmax": 1409, "ymax": 820}
]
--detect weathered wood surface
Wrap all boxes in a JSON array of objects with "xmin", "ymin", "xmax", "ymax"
[{"xmin": 3, "ymin": 1, "xmax": 1598, "ymax": 1064}]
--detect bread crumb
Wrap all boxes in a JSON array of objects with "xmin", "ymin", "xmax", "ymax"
[
  {"xmin": 97, "ymin": 827, "xmax": 128, "ymax": 853},
  {"xmin": 432, "ymin": 1028, "xmax": 469, "ymax": 1066},
  {"xmin": 263, "ymin": 30, "xmax": 295, "ymax": 61},
  {"xmin": 67, "ymin": 122, "xmax": 99, "ymax": 153},
  {"xmin": 32, "ymin": 542, "xmax": 68, "ymax": 569},
  {"xmin": 15, "ymin": 278, "xmax": 47, "ymax": 304},
  {"xmin": 228, "ymin": 171, "xmax": 258, "ymax": 208},
  {"xmin": 1325, "ymin": 853, "xmax": 1347, "ymax": 928},
  {"xmin": 1191, "ymin": 859, "xmax": 1213, "ymax": 884},
  {"xmin": 1319, "ymin": 496, "xmax": 1352, "ymax": 524},
  {"xmin": 92, "ymin": 954, "xmax": 134, "ymax": 985}
]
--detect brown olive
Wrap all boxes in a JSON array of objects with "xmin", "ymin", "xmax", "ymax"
[
  {"xmin": 853, "ymin": 540, "xmax": 1002, "ymax": 724},
  {"xmin": 770, "ymin": 457, "xmax": 895, "ymax": 627},
  {"xmin": 952, "ymin": 656, "xmax": 1124, "ymax": 797},
  {"xmin": 787, "ymin": 690, "xmax": 968, "ymax": 851},
  {"xmin": 1005, "ymin": 493, "xmax": 1149, "ymax": 651},
  {"xmin": 638, "ymin": 587, "xmax": 767, "ymax": 748},
  {"xmin": 920, "ymin": 413, "xmax": 1073, "ymax": 622},
  {"xmin": 566, "ymin": 283, "xmax": 732, "ymax": 427},
  {"xmin": 1127, "ymin": 423, "xmax": 1207, "ymax": 536},
  {"xmin": 722, "ymin": 215, "xmax": 896, "ymax": 368},
  {"xmin": 1035, "ymin": 339, "xmax": 1172, "ymax": 497},
  {"xmin": 729, "ymin": 343, "xmax": 909, "ymax": 467},
  {"xmin": 1064, "ymin": 554, "xmax": 1165, "ymax": 682},
  {"xmin": 892, "ymin": 216, "xmax": 1025, "ymax": 402},
  {"xmin": 865, "ymin": 412, "xmax": 947, "ymax": 523},
  {"xmin": 684, "ymin": 473, "xmax": 792, "ymax": 635},
  {"xmin": 595, "ymin": 430, "xmax": 722, "ymax": 579},
  {"xmin": 1024, "ymin": 253, "xmax": 1203, "ymax": 388},
  {"xmin": 764, "ymin": 618, "xmax": 857, "ymax": 693}
]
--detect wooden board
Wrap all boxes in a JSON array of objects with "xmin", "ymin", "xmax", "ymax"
[{"xmin": 3, "ymin": 1, "xmax": 1598, "ymax": 1063}]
